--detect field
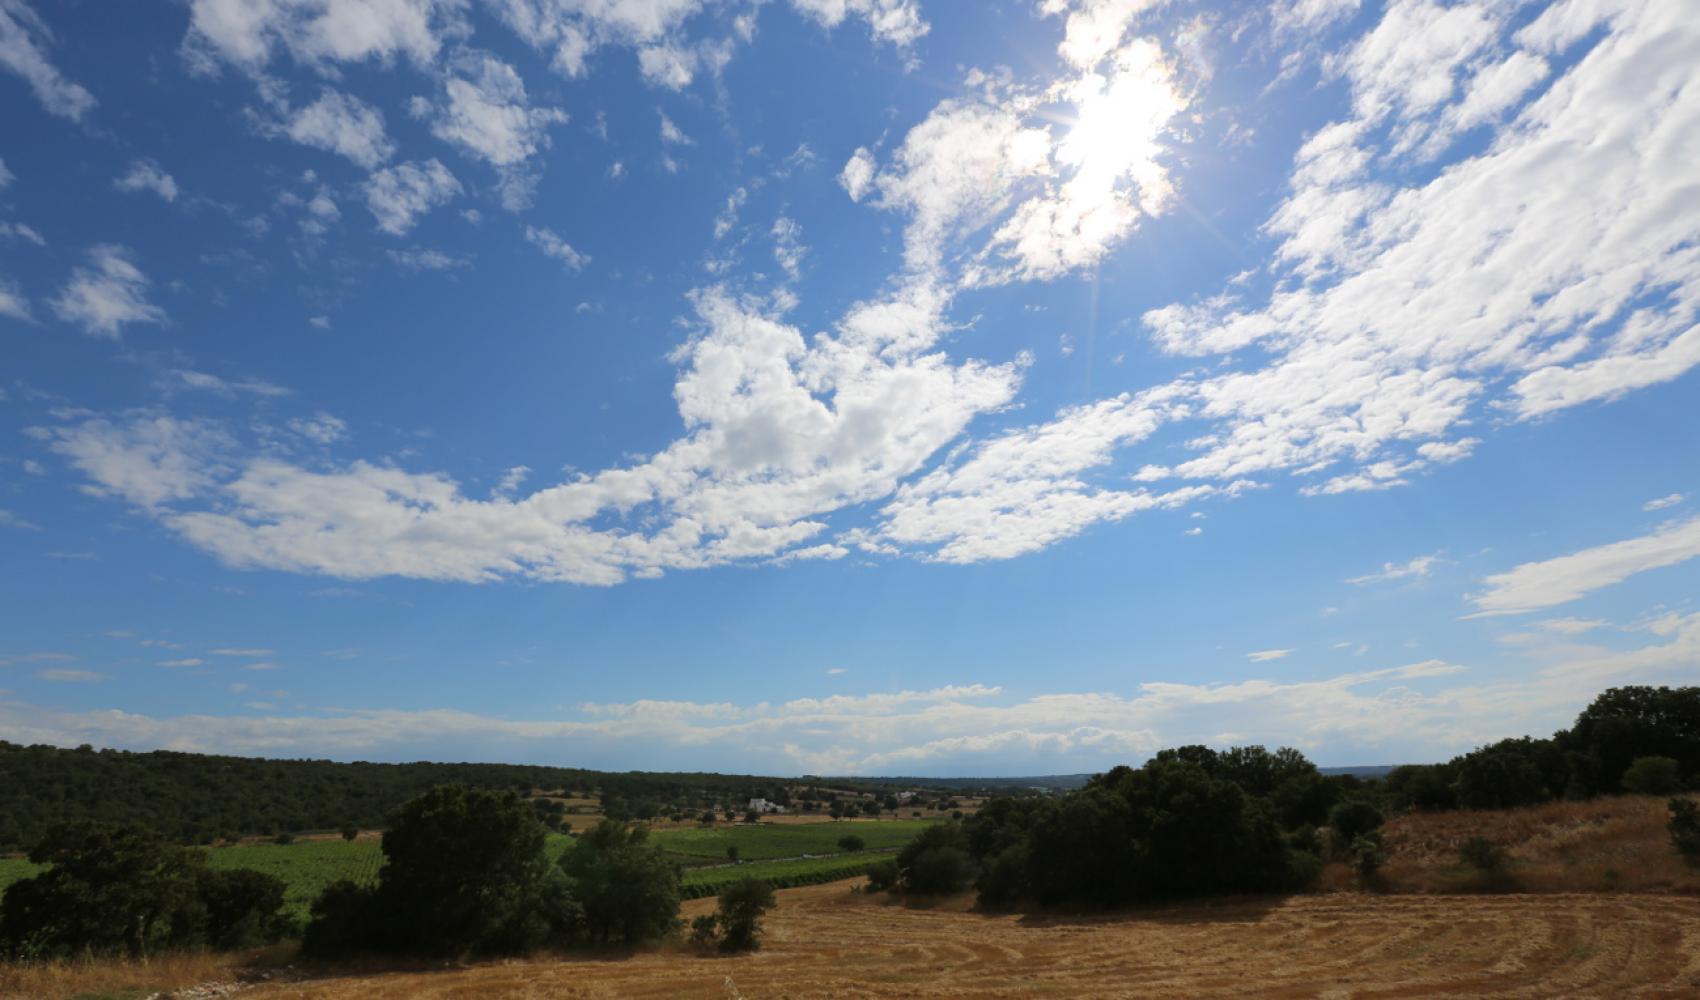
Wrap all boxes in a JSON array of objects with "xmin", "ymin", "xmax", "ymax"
[
  {"xmin": 178, "ymin": 883, "xmax": 1700, "ymax": 999},
  {"xmin": 0, "ymin": 819, "xmax": 933, "ymax": 920}
]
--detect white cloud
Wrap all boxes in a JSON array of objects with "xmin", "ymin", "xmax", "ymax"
[
  {"xmin": 157, "ymin": 658, "xmax": 204, "ymax": 668},
  {"xmin": 838, "ymin": 146, "xmax": 875, "ymax": 202},
  {"xmin": 49, "ymin": 246, "xmax": 166, "ymax": 338},
  {"xmin": 1247, "ymin": 648, "xmax": 1293, "ymax": 662},
  {"xmin": 386, "ymin": 247, "xmax": 469, "ymax": 271},
  {"xmin": 30, "ymin": 415, "xmax": 230, "ymax": 509},
  {"xmin": 167, "ymin": 370, "xmax": 291, "ymax": 398},
  {"xmin": 525, "ymin": 226, "xmax": 590, "ymax": 271},
  {"xmin": 286, "ymin": 412, "xmax": 348, "ymax": 444},
  {"xmin": 0, "ymin": 0, "xmax": 96, "ymax": 120},
  {"xmin": 1470, "ymin": 514, "xmax": 1700, "ymax": 617},
  {"xmin": 1537, "ymin": 617, "xmax": 1606, "ymax": 635},
  {"xmin": 0, "ymin": 509, "xmax": 42, "ymax": 531},
  {"xmin": 36, "ymin": 669, "xmax": 109, "ymax": 683},
  {"xmin": 787, "ymin": 0, "xmax": 928, "ymax": 48},
  {"xmin": 212, "ymin": 647, "xmax": 275, "ymax": 656},
  {"xmin": 491, "ymin": 0, "xmax": 707, "ymax": 80},
  {"xmin": 1643, "ymin": 493, "xmax": 1685, "ymax": 512},
  {"xmin": 1346, "ymin": 552, "xmax": 1441, "ymax": 585},
  {"xmin": 363, "ymin": 159, "xmax": 460, "ymax": 236},
  {"xmin": 421, "ymin": 52, "xmax": 566, "ymax": 170},
  {"xmin": 113, "ymin": 160, "xmax": 179, "ymax": 202},
  {"xmin": 657, "ymin": 110, "xmax": 691, "ymax": 145},
  {"xmin": 0, "ymin": 221, "xmax": 45, "ymax": 246},
  {"xmin": 771, "ymin": 216, "xmax": 805, "ymax": 282},
  {"xmin": 0, "ymin": 275, "xmax": 28, "ymax": 320},
  {"xmin": 182, "ymin": 0, "xmax": 460, "ymax": 72},
  {"xmin": 277, "ymin": 89, "xmax": 394, "ymax": 168}
]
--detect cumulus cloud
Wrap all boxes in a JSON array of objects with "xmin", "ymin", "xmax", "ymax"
[
  {"xmin": 1469, "ymin": 514, "xmax": 1700, "ymax": 617},
  {"xmin": 113, "ymin": 160, "xmax": 178, "ymax": 202},
  {"xmin": 182, "ymin": 0, "xmax": 460, "ymax": 73},
  {"xmin": 418, "ymin": 52, "xmax": 566, "ymax": 171},
  {"xmin": 49, "ymin": 246, "xmax": 166, "ymax": 338},
  {"xmin": 363, "ymin": 159, "xmax": 460, "ymax": 236},
  {"xmin": 491, "ymin": 0, "xmax": 707, "ymax": 80},
  {"xmin": 788, "ymin": 0, "xmax": 928, "ymax": 48},
  {"xmin": 274, "ymin": 89, "xmax": 394, "ymax": 168},
  {"xmin": 0, "ymin": 0, "xmax": 96, "ymax": 120}
]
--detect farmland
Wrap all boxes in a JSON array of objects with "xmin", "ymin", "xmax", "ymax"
[
  {"xmin": 223, "ymin": 883, "xmax": 1700, "ymax": 999},
  {"xmin": 0, "ymin": 818, "xmax": 933, "ymax": 920}
]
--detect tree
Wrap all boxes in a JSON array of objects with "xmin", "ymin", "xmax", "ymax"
[
  {"xmin": 1327, "ymin": 801, "xmax": 1383, "ymax": 845},
  {"xmin": 837, "ymin": 834, "xmax": 865, "ymax": 852},
  {"xmin": 0, "ymin": 822, "xmax": 286, "ymax": 960},
  {"xmin": 303, "ymin": 785, "xmax": 576, "ymax": 957},
  {"xmin": 1622, "ymin": 756, "xmax": 1682, "ymax": 795},
  {"xmin": 341, "ymin": 824, "xmax": 359, "ymax": 841},
  {"xmin": 726, "ymin": 845, "xmax": 740, "ymax": 863},
  {"xmin": 714, "ymin": 878, "xmax": 776, "ymax": 952},
  {"xmin": 700, "ymin": 811, "xmax": 717, "ymax": 826},
  {"xmin": 744, "ymin": 809, "xmax": 761, "ymax": 824},
  {"xmin": 560, "ymin": 820, "xmax": 680, "ymax": 945}
]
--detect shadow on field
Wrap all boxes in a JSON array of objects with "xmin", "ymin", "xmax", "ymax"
[{"xmin": 1007, "ymin": 894, "xmax": 1290, "ymax": 928}]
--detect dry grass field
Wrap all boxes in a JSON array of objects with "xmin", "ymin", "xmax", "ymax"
[{"xmin": 200, "ymin": 884, "xmax": 1700, "ymax": 999}]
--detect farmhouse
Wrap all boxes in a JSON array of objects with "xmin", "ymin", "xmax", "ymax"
[{"xmin": 748, "ymin": 797, "xmax": 786, "ymax": 814}]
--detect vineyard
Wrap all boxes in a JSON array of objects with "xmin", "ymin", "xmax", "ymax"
[
  {"xmin": 651, "ymin": 819, "xmax": 930, "ymax": 864},
  {"xmin": 680, "ymin": 854, "xmax": 889, "ymax": 898}
]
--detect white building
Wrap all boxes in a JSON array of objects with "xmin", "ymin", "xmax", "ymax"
[{"xmin": 748, "ymin": 797, "xmax": 786, "ymax": 814}]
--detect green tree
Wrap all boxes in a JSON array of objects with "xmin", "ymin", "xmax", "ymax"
[
  {"xmin": 1327, "ymin": 801, "xmax": 1383, "ymax": 845},
  {"xmin": 837, "ymin": 834, "xmax": 865, "ymax": 852},
  {"xmin": 714, "ymin": 878, "xmax": 776, "ymax": 952},
  {"xmin": 1669, "ymin": 798, "xmax": 1700, "ymax": 861},
  {"xmin": 1622, "ymin": 756, "xmax": 1682, "ymax": 795},
  {"xmin": 560, "ymin": 820, "xmax": 680, "ymax": 945}
]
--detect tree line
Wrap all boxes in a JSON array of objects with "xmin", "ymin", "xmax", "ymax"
[
  {"xmin": 0, "ymin": 742, "xmax": 895, "ymax": 850},
  {"xmin": 0, "ymin": 785, "xmax": 776, "ymax": 961},
  {"xmin": 867, "ymin": 685, "xmax": 1699, "ymax": 908}
]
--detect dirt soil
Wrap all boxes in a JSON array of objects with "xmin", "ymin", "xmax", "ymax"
[{"xmin": 231, "ymin": 880, "xmax": 1700, "ymax": 999}]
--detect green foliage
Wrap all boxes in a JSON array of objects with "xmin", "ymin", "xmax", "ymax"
[
  {"xmin": 713, "ymin": 878, "xmax": 776, "ymax": 952},
  {"xmin": 837, "ymin": 834, "xmax": 865, "ymax": 852},
  {"xmin": 863, "ymin": 859, "xmax": 900, "ymax": 893},
  {"xmin": 1350, "ymin": 833, "xmax": 1385, "ymax": 879},
  {"xmin": 1669, "ymin": 798, "xmax": 1700, "ymax": 861},
  {"xmin": 339, "ymin": 825, "xmax": 358, "ymax": 842},
  {"xmin": 1564, "ymin": 687, "xmax": 1700, "ymax": 793},
  {"xmin": 688, "ymin": 913, "xmax": 719, "ymax": 947},
  {"xmin": 896, "ymin": 823, "xmax": 976, "ymax": 895},
  {"xmin": 303, "ymin": 785, "xmax": 577, "ymax": 958},
  {"xmin": 1622, "ymin": 756, "xmax": 1682, "ymax": 795},
  {"xmin": 0, "ymin": 822, "xmax": 288, "ymax": 960},
  {"xmin": 1455, "ymin": 739, "xmax": 1561, "ymax": 809},
  {"xmin": 1328, "ymin": 801, "xmax": 1384, "ymax": 844},
  {"xmin": 560, "ymin": 820, "xmax": 680, "ymax": 945},
  {"xmin": 647, "ymin": 819, "xmax": 931, "ymax": 866},
  {"xmin": 1459, "ymin": 836, "xmax": 1507, "ymax": 873}
]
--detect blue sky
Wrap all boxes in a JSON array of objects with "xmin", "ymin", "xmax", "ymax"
[{"xmin": 2, "ymin": 0, "xmax": 1697, "ymax": 775}]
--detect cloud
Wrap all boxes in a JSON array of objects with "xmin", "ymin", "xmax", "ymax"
[
  {"xmin": 211, "ymin": 647, "xmax": 275, "ymax": 656},
  {"xmin": 275, "ymin": 89, "xmax": 394, "ymax": 168},
  {"xmin": 4, "ymin": 654, "xmax": 1651, "ymax": 772},
  {"xmin": 788, "ymin": 0, "xmax": 929, "ymax": 48},
  {"xmin": 36, "ymin": 669, "xmax": 109, "ymax": 683},
  {"xmin": 839, "ymin": 147, "xmax": 875, "ymax": 202},
  {"xmin": 1247, "ymin": 648, "xmax": 1293, "ymax": 662},
  {"xmin": 182, "ymin": 0, "xmax": 460, "ymax": 73},
  {"xmin": 286, "ymin": 412, "xmax": 347, "ymax": 444},
  {"xmin": 386, "ymin": 247, "xmax": 469, "ymax": 271},
  {"xmin": 113, "ymin": 160, "xmax": 179, "ymax": 202},
  {"xmin": 0, "ymin": 0, "xmax": 96, "ymax": 120},
  {"xmin": 1346, "ymin": 553, "xmax": 1441, "ymax": 585},
  {"xmin": 49, "ymin": 246, "xmax": 166, "ymax": 338},
  {"xmin": 1469, "ymin": 514, "xmax": 1700, "ymax": 617},
  {"xmin": 166, "ymin": 370, "xmax": 291, "ymax": 398},
  {"xmin": 0, "ymin": 275, "xmax": 29, "ymax": 320},
  {"xmin": 418, "ymin": 52, "xmax": 566, "ymax": 173},
  {"xmin": 524, "ymin": 226, "xmax": 590, "ymax": 271},
  {"xmin": 1643, "ymin": 493, "xmax": 1685, "ymax": 512},
  {"xmin": 363, "ymin": 159, "xmax": 460, "ymax": 236},
  {"xmin": 658, "ymin": 110, "xmax": 691, "ymax": 145},
  {"xmin": 0, "ymin": 509, "xmax": 42, "ymax": 531},
  {"xmin": 30, "ymin": 415, "xmax": 230, "ymax": 508},
  {"xmin": 491, "ymin": 0, "xmax": 708, "ymax": 80},
  {"xmin": 0, "ymin": 220, "xmax": 45, "ymax": 246},
  {"xmin": 157, "ymin": 658, "xmax": 204, "ymax": 668}
]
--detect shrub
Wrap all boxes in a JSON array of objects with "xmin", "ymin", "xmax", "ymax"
[
  {"xmin": 689, "ymin": 913, "xmax": 719, "ymax": 947},
  {"xmin": 714, "ymin": 878, "xmax": 776, "ymax": 953},
  {"xmin": 340, "ymin": 824, "xmax": 358, "ymax": 842},
  {"xmin": 1350, "ymin": 833, "xmax": 1384, "ymax": 880},
  {"xmin": 273, "ymin": 832, "xmax": 295, "ymax": 845},
  {"xmin": 1670, "ymin": 798, "xmax": 1700, "ymax": 861},
  {"xmin": 896, "ymin": 823, "xmax": 977, "ymax": 895},
  {"xmin": 0, "ymin": 822, "xmax": 288, "ymax": 960},
  {"xmin": 1459, "ymin": 836, "xmax": 1507, "ymax": 873},
  {"xmin": 864, "ymin": 859, "xmax": 900, "ymax": 892},
  {"xmin": 726, "ymin": 845, "xmax": 740, "ymax": 863},
  {"xmin": 1328, "ymin": 801, "xmax": 1384, "ymax": 846},
  {"xmin": 1622, "ymin": 756, "xmax": 1682, "ymax": 795},
  {"xmin": 837, "ymin": 834, "xmax": 865, "ymax": 852}
]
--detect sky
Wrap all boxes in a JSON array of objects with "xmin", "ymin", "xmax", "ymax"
[{"xmin": 1, "ymin": 0, "xmax": 1697, "ymax": 776}]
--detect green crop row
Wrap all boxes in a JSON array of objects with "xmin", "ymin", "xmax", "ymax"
[{"xmin": 678, "ymin": 852, "xmax": 890, "ymax": 899}]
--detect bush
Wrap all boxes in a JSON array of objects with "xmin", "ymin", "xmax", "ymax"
[
  {"xmin": 837, "ymin": 834, "xmax": 865, "ymax": 852},
  {"xmin": 1670, "ymin": 798, "xmax": 1700, "ymax": 861},
  {"xmin": 864, "ymin": 859, "xmax": 900, "ymax": 892},
  {"xmin": 1350, "ymin": 833, "xmax": 1385, "ymax": 880},
  {"xmin": 1459, "ymin": 836, "xmax": 1507, "ymax": 873},
  {"xmin": 340, "ymin": 824, "xmax": 358, "ymax": 842},
  {"xmin": 896, "ymin": 823, "xmax": 977, "ymax": 895},
  {"xmin": 689, "ymin": 913, "xmax": 719, "ymax": 947},
  {"xmin": 1622, "ymin": 756, "xmax": 1682, "ymax": 795},
  {"xmin": 714, "ymin": 878, "xmax": 776, "ymax": 953},
  {"xmin": 0, "ymin": 822, "xmax": 288, "ymax": 960},
  {"xmin": 1328, "ymin": 801, "xmax": 1383, "ymax": 846}
]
